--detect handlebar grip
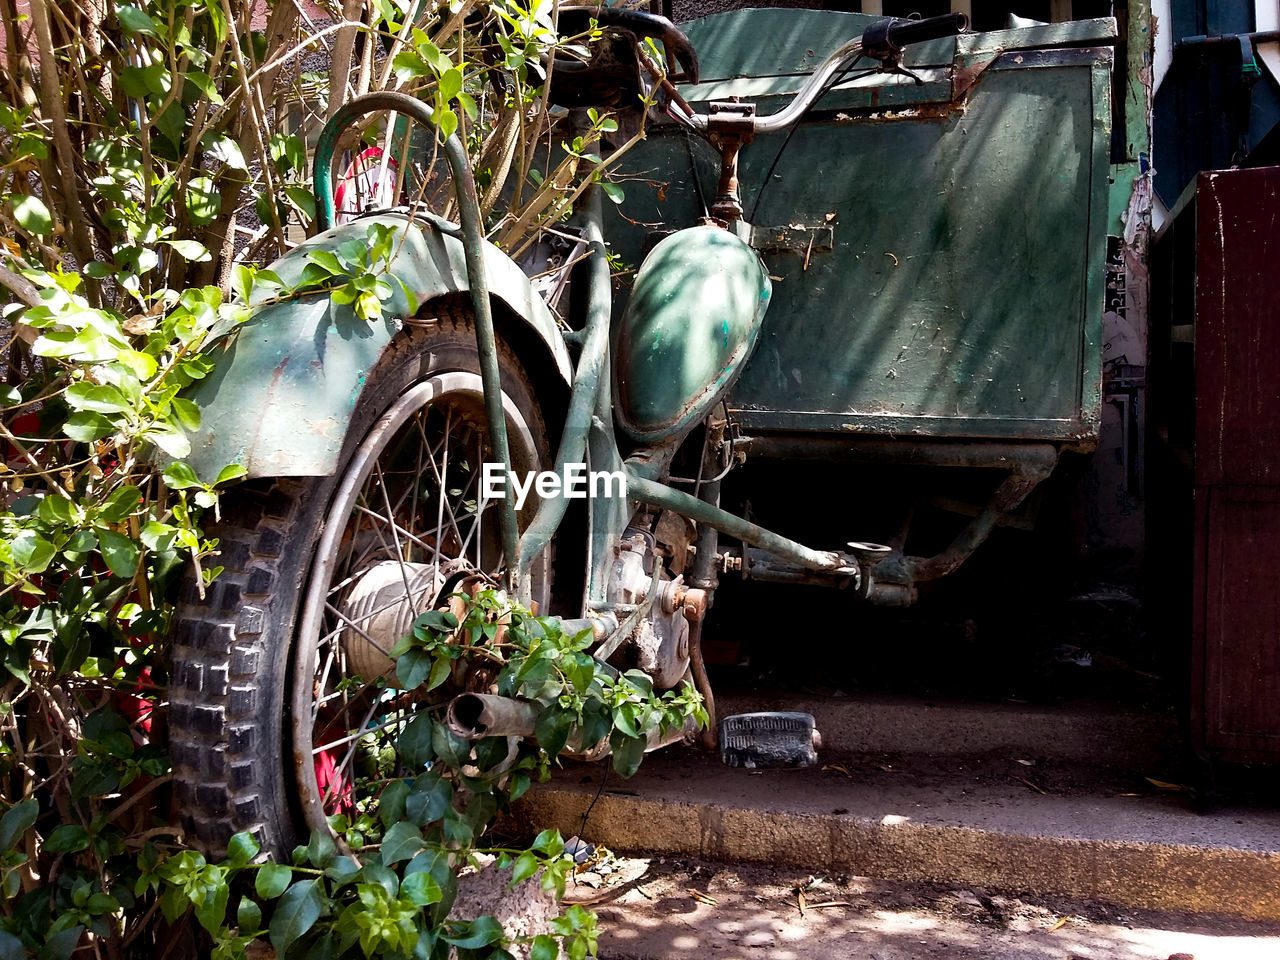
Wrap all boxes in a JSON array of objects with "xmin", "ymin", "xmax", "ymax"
[{"xmin": 862, "ymin": 13, "xmax": 968, "ymax": 60}]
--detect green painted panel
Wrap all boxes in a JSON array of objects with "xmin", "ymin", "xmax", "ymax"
[{"xmin": 609, "ymin": 41, "xmax": 1113, "ymax": 442}]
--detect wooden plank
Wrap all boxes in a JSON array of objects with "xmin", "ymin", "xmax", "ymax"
[
  {"xmin": 1193, "ymin": 167, "xmax": 1280, "ymax": 485},
  {"xmin": 1199, "ymin": 486, "xmax": 1280, "ymax": 759}
]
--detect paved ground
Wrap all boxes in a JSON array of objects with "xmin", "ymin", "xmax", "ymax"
[
  {"xmin": 507, "ymin": 744, "xmax": 1280, "ymax": 920},
  {"xmin": 583, "ymin": 856, "xmax": 1280, "ymax": 960}
]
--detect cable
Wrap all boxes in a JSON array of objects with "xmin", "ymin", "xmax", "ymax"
[{"xmin": 746, "ymin": 56, "xmax": 876, "ymax": 224}]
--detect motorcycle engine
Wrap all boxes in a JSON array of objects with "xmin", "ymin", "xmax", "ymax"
[{"xmin": 606, "ymin": 526, "xmax": 691, "ymax": 690}]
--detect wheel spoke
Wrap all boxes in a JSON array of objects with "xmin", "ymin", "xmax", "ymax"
[{"xmin": 288, "ymin": 358, "xmax": 546, "ymax": 843}]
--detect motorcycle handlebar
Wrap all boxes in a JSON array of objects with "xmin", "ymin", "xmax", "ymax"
[
  {"xmin": 864, "ymin": 13, "xmax": 970, "ymax": 58},
  {"xmin": 689, "ymin": 13, "xmax": 968, "ymax": 137}
]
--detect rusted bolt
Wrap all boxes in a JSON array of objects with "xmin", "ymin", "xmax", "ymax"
[{"xmin": 682, "ymin": 588, "xmax": 708, "ymax": 622}]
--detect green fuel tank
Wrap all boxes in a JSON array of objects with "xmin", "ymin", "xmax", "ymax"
[{"xmin": 612, "ymin": 225, "xmax": 772, "ymax": 444}]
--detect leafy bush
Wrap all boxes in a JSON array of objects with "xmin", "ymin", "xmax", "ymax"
[{"xmin": 0, "ymin": 0, "xmax": 676, "ymax": 956}]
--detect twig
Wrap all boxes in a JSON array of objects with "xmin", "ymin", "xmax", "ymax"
[{"xmin": 28, "ymin": 0, "xmax": 99, "ymax": 274}]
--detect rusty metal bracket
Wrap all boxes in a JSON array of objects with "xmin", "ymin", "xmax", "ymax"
[
  {"xmin": 748, "ymin": 223, "xmax": 835, "ymax": 256},
  {"xmin": 952, "ymin": 48, "xmax": 1003, "ymax": 101},
  {"xmin": 706, "ymin": 101, "xmax": 756, "ymax": 224}
]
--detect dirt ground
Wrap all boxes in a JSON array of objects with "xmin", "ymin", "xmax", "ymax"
[{"xmin": 575, "ymin": 856, "xmax": 1280, "ymax": 960}]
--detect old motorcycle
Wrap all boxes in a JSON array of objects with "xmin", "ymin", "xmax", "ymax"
[{"xmin": 168, "ymin": 6, "xmax": 1117, "ymax": 854}]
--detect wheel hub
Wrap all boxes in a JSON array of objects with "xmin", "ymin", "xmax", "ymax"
[{"xmin": 340, "ymin": 560, "xmax": 450, "ymax": 684}]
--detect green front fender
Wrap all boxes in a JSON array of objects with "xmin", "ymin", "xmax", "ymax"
[{"xmin": 184, "ymin": 214, "xmax": 572, "ymax": 479}]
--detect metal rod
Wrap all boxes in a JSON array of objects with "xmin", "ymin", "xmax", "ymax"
[
  {"xmin": 311, "ymin": 92, "xmax": 519, "ymax": 588},
  {"xmin": 626, "ymin": 473, "xmax": 845, "ymax": 572},
  {"xmin": 1176, "ymin": 29, "xmax": 1280, "ymax": 48},
  {"xmin": 687, "ymin": 618, "xmax": 717, "ymax": 751},
  {"xmin": 515, "ymin": 185, "xmax": 612, "ymax": 601}
]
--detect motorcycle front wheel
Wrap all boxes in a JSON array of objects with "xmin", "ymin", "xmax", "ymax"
[{"xmin": 168, "ymin": 304, "xmax": 551, "ymax": 856}]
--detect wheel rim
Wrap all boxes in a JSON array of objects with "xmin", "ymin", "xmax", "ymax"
[{"xmin": 289, "ymin": 371, "xmax": 542, "ymax": 838}]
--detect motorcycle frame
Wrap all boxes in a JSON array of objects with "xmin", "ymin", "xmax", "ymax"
[{"xmin": 313, "ymin": 93, "xmax": 852, "ymax": 615}]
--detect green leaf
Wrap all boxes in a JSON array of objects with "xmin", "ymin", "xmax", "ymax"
[
  {"xmin": 398, "ymin": 870, "xmax": 441, "ymax": 906},
  {"xmin": 146, "ymin": 423, "xmax": 191, "ymax": 459},
  {"xmin": 439, "ymin": 67, "xmax": 463, "ymax": 101},
  {"xmin": 184, "ymin": 70, "xmax": 224, "ymax": 105},
  {"xmin": 98, "ymin": 529, "xmax": 140, "ymax": 578},
  {"xmin": 65, "ymin": 382, "xmax": 131, "ymax": 414},
  {"xmin": 396, "ymin": 713, "xmax": 434, "ymax": 768},
  {"xmin": 10, "ymin": 194, "xmax": 52, "ymax": 235},
  {"xmin": 380, "ymin": 821, "xmax": 423, "ymax": 865},
  {"xmin": 0, "ymin": 798, "xmax": 37, "ymax": 852},
  {"xmin": 0, "ymin": 930, "xmax": 26, "ymax": 960},
  {"xmin": 206, "ymin": 0, "xmax": 226, "ymax": 42},
  {"xmin": 237, "ymin": 898, "xmax": 262, "ymax": 933},
  {"xmin": 227, "ymin": 831, "xmax": 259, "ymax": 868},
  {"xmin": 163, "ymin": 240, "xmax": 212, "ymax": 263},
  {"xmin": 610, "ymin": 731, "xmax": 646, "ymax": 778},
  {"xmin": 324, "ymin": 855, "xmax": 360, "ymax": 884},
  {"xmin": 162, "ymin": 461, "xmax": 200, "ymax": 490},
  {"xmin": 306, "ymin": 250, "xmax": 344, "ymax": 277},
  {"xmin": 530, "ymin": 829, "xmax": 563, "ymax": 857},
  {"xmin": 414, "ymin": 610, "xmax": 457, "ymax": 633},
  {"xmin": 431, "ymin": 721, "xmax": 469, "ymax": 768},
  {"xmin": 186, "ymin": 177, "xmax": 221, "ymax": 225},
  {"xmin": 36, "ymin": 494, "xmax": 76, "ymax": 525},
  {"xmin": 195, "ymin": 878, "xmax": 229, "ymax": 934},
  {"xmin": 285, "ymin": 186, "xmax": 316, "ymax": 222},
  {"xmin": 255, "ymin": 862, "xmax": 292, "ymax": 899},
  {"xmin": 599, "ymin": 181, "xmax": 625, "ymax": 204},
  {"xmin": 115, "ymin": 348, "xmax": 158, "ymax": 380},
  {"xmin": 378, "ymin": 779, "xmax": 409, "ymax": 828},
  {"xmin": 63, "ymin": 411, "xmax": 114, "ymax": 443},
  {"xmin": 119, "ymin": 65, "xmax": 151, "ymax": 99},
  {"xmin": 426, "ymin": 653, "xmax": 452, "ymax": 691},
  {"xmin": 171, "ymin": 397, "xmax": 202, "ymax": 431},
  {"xmin": 11, "ymin": 531, "xmax": 55, "ymax": 574},
  {"xmin": 155, "ymin": 103, "xmax": 185, "ymax": 148},
  {"xmin": 43, "ymin": 824, "xmax": 90, "ymax": 854},
  {"xmin": 37, "ymin": 926, "xmax": 83, "ymax": 960},
  {"xmin": 138, "ymin": 521, "xmax": 174, "ymax": 552},
  {"xmin": 444, "ymin": 915, "xmax": 503, "ymax": 949},
  {"xmin": 98, "ymin": 485, "xmax": 141, "ymax": 523},
  {"xmin": 510, "ymin": 852, "xmax": 538, "ymax": 886},
  {"xmin": 116, "ymin": 5, "xmax": 160, "ymax": 37},
  {"xmin": 404, "ymin": 770, "xmax": 452, "ymax": 826},
  {"xmin": 438, "ymin": 108, "xmax": 458, "ymax": 142},
  {"xmin": 205, "ymin": 134, "xmax": 245, "ymax": 170},
  {"xmin": 535, "ymin": 708, "xmax": 572, "ymax": 757},
  {"xmin": 395, "ymin": 648, "xmax": 432, "ymax": 689},
  {"xmin": 392, "ymin": 50, "xmax": 430, "ymax": 84},
  {"xmin": 268, "ymin": 878, "xmax": 323, "ymax": 956},
  {"xmin": 306, "ymin": 828, "xmax": 335, "ymax": 868},
  {"xmin": 215, "ymin": 463, "xmax": 247, "ymax": 485},
  {"xmin": 269, "ymin": 134, "xmax": 306, "ymax": 174}
]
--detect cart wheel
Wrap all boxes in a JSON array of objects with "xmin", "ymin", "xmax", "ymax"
[
  {"xmin": 169, "ymin": 305, "xmax": 552, "ymax": 856},
  {"xmin": 334, "ymin": 147, "xmax": 399, "ymax": 224}
]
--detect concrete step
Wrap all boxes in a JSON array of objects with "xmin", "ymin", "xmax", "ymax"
[
  {"xmin": 505, "ymin": 745, "xmax": 1280, "ymax": 921},
  {"xmin": 714, "ymin": 690, "xmax": 1180, "ymax": 770}
]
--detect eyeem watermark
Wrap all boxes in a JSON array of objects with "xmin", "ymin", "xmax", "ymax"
[{"xmin": 482, "ymin": 463, "xmax": 627, "ymax": 509}]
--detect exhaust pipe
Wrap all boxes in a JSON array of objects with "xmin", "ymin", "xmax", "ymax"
[{"xmin": 446, "ymin": 693, "xmax": 540, "ymax": 740}]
